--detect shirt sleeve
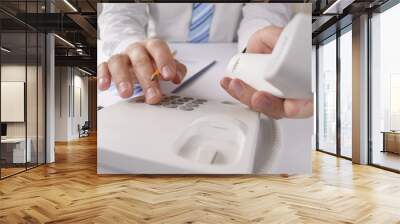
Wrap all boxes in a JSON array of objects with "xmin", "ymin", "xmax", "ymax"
[
  {"xmin": 98, "ymin": 3, "xmax": 149, "ymax": 60},
  {"xmin": 238, "ymin": 3, "xmax": 293, "ymax": 52}
]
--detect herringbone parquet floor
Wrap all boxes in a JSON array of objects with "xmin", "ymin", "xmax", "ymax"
[{"xmin": 1, "ymin": 134, "xmax": 400, "ymax": 224}]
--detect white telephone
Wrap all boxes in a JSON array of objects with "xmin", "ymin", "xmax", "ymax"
[
  {"xmin": 97, "ymin": 13, "xmax": 312, "ymax": 174},
  {"xmin": 98, "ymin": 95, "xmax": 270, "ymax": 174},
  {"xmin": 226, "ymin": 13, "xmax": 312, "ymax": 99}
]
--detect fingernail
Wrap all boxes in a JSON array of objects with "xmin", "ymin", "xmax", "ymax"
[
  {"xmin": 99, "ymin": 77, "xmax": 107, "ymax": 86},
  {"xmin": 254, "ymin": 94, "xmax": 272, "ymax": 109},
  {"xmin": 146, "ymin": 87, "xmax": 159, "ymax": 103},
  {"xmin": 161, "ymin": 64, "xmax": 174, "ymax": 80},
  {"xmin": 221, "ymin": 77, "xmax": 231, "ymax": 89},
  {"xmin": 118, "ymin": 82, "xmax": 132, "ymax": 97},
  {"xmin": 231, "ymin": 80, "xmax": 243, "ymax": 97}
]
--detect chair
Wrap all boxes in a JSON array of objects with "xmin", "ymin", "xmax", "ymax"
[{"xmin": 79, "ymin": 121, "xmax": 90, "ymax": 138}]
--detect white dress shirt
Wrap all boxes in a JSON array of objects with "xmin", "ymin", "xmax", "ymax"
[{"xmin": 98, "ymin": 3, "xmax": 292, "ymax": 59}]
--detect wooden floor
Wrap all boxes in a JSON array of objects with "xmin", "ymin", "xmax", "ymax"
[
  {"xmin": 1, "ymin": 135, "xmax": 400, "ymax": 224},
  {"xmin": 1, "ymin": 167, "xmax": 26, "ymax": 178},
  {"xmin": 373, "ymin": 150, "xmax": 400, "ymax": 171}
]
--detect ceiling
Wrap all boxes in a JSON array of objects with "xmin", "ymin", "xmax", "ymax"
[
  {"xmin": 0, "ymin": 0, "xmax": 97, "ymax": 73},
  {"xmin": 311, "ymin": 0, "xmax": 390, "ymax": 43}
]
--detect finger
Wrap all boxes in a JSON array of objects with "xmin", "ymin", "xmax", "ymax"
[
  {"xmin": 284, "ymin": 99, "xmax": 313, "ymax": 118},
  {"xmin": 107, "ymin": 54, "xmax": 134, "ymax": 98},
  {"xmin": 97, "ymin": 62, "xmax": 111, "ymax": 91},
  {"xmin": 226, "ymin": 78, "xmax": 257, "ymax": 107},
  {"xmin": 145, "ymin": 39, "xmax": 177, "ymax": 81},
  {"xmin": 246, "ymin": 26, "xmax": 283, "ymax": 54},
  {"xmin": 220, "ymin": 78, "xmax": 246, "ymax": 103},
  {"xmin": 172, "ymin": 60, "xmax": 187, "ymax": 84},
  {"xmin": 127, "ymin": 43, "xmax": 162, "ymax": 104},
  {"xmin": 220, "ymin": 77, "xmax": 232, "ymax": 90},
  {"xmin": 250, "ymin": 91, "xmax": 284, "ymax": 119}
]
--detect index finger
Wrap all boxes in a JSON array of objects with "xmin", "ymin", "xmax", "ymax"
[
  {"xmin": 97, "ymin": 62, "xmax": 111, "ymax": 91},
  {"xmin": 126, "ymin": 43, "xmax": 162, "ymax": 104},
  {"xmin": 145, "ymin": 39, "xmax": 177, "ymax": 81}
]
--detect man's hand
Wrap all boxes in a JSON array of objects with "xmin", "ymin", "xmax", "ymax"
[
  {"xmin": 97, "ymin": 39, "xmax": 187, "ymax": 104},
  {"xmin": 221, "ymin": 26, "xmax": 313, "ymax": 119}
]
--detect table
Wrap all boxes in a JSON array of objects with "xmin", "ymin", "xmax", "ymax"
[
  {"xmin": 1, "ymin": 138, "xmax": 32, "ymax": 164},
  {"xmin": 382, "ymin": 131, "xmax": 400, "ymax": 154}
]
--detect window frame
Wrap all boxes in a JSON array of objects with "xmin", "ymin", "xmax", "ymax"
[
  {"xmin": 315, "ymin": 24, "xmax": 353, "ymax": 161},
  {"xmin": 367, "ymin": 0, "xmax": 400, "ymax": 173}
]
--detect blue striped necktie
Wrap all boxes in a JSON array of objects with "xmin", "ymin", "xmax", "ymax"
[{"xmin": 189, "ymin": 3, "xmax": 215, "ymax": 43}]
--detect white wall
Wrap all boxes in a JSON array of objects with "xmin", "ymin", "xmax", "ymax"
[
  {"xmin": 55, "ymin": 67, "xmax": 69, "ymax": 141},
  {"xmin": 1, "ymin": 65, "xmax": 41, "ymax": 138},
  {"xmin": 54, "ymin": 67, "xmax": 89, "ymax": 141},
  {"xmin": 71, "ymin": 73, "xmax": 89, "ymax": 138}
]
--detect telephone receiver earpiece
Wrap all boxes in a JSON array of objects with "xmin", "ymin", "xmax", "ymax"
[{"xmin": 226, "ymin": 13, "xmax": 312, "ymax": 100}]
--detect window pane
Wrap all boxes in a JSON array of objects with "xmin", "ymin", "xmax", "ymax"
[
  {"xmin": 371, "ymin": 3, "xmax": 400, "ymax": 171},
  {"xmin": 0, "ymin": 1, "xmax": 46, "ymax": 179},
  {"xmin": 1, "ymin": 30, "xmax": 28, "ymax": 177},
  {"xmin": 340, "ymin": 29, "xmax": 352, "ymax": 158},
  {"xmin": 318, "ymin": 37, "xmax": 337, "ymax": 154},
  {"xmin": 27, "ymin": 31, "xmax": 38, "ymax": 169}
]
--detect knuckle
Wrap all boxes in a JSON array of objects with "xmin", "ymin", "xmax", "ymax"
[
  {"xmin": 108, "ymin": 54, "xmax": 129, "ymax": 67},
  {"xmin": 146, "ymin": 38, "xmax": 164, "ymax": 49},
  {"xmin": 125, "ymin": 43, "xmax": 151, "ymax": 66},
  {"xmin": 131, "ymin": 52, "xmax": 151, "ymax": 66},
  {"xmin": 126, "ymin": 42, "xmax": 144, "ymax": 53}
]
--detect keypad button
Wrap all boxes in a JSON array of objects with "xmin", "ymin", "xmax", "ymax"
[
  {"xmin": 186, "ymin": 103, "xmax": 199, "ymax": 107},
  {"xmin": 179, "ymin": 106, "xmax": 194, "ymax": 111},
  {"xmin": 171, "ymin": 100, "xmax": 184, "ymax": 105},
  {"xmin": 160, "ymin": 96, "xmax": 207, "ymax": 109},
  {"xmin": 192, "ymin": 100, "xmax": 204, "ymax": 104},
  {"xmin": 164, "ymin": 104, "xmax": 178, "ymax": 108}
]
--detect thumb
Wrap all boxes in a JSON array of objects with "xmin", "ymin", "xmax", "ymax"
[{"xmin": 283, "ymin": 99, "xmax": 313, "ymax": 118}]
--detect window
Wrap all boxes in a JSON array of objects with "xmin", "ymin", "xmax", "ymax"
[
  {"xmin": 370, "ymin": 2, "xmax": 400, "ymax": 171},
  {"xmin": 340, "ymin": 28, "xmax": 352, "ymax": 158},
  {"xmin": 0, "ymin": 1, "xmax": 47, "ymax": 179},
  {"xmin": 318, "ymin": 37, "xmax": 337, "ymax": 154},
  {"xmin": 390, "ymin": 75, "xmax": 400, "ymax": 130}
]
